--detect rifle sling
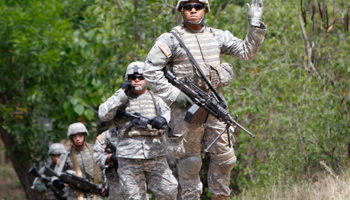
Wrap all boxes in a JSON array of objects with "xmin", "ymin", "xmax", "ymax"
[
  {"xmin": 71, "ymin": 143, "xmax": 99, "ymax": 200},
  {"xmin": 170, "ymin": 31, "xmax": 224, "ymax": 104}
]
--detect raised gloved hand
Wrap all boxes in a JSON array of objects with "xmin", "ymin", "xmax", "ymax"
[
  {"xmin": 121, "ymin": 80, "xmax": 134, "ymax": 94},
  {"xmin": 52, "ymin": 179, "xmax": 65, "ymax": 190},
  {"xmin": 34, "ymin": 182, "xmax": 47, "ymax": 193},
  {"xmin": 150, "ymin": 116, "xmax": 167, "ymax": 129},
  {"xmin": 246, "ymin": 0, "xmax": 264, "ymax": 27},
  {"xmin": 175, "ymin": 92, "xmax": 193, "ymax": 109}
]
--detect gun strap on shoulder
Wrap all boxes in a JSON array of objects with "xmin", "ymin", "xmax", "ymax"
[
  {"xmin": 148, "ymin": 90, "xmax": 160, "ymax": 116},
  {"xmin": 170, "ymin": 31, "xmax": 224, "ymax": 104}
]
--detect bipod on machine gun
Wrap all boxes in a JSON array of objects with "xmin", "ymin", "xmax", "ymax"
[
  {"xmin": 43, "ymin": 166, "xmax": 103, "ymax": 194},
  {"xmin": 163, "ymin": 68, "xmax": 255, "ymax": 152},
  {"xmin": 29, "ymin": 164, "xmax": 67, "ymax": 199}
]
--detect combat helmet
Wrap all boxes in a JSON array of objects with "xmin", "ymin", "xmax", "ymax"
[
  {"xmin": 67, "ymin": 122, "xmax": 89, "ymax": 139},
  {"xmin": 124, "ymin": 61, "xmax": 144, "ymax": 80},
  {"xmin": 124, "ymin": 61, "xmax": 146, "ymax": 92},
  {"xmin": 176, "ymin": 0, "xmax": 210, "ymax": 13},
  {"xmin": 48, "ymin": 143, "xmax": 66, "ymax": 155},
  {"xmin": 176, "ymin": 0, "xmax": 209, "ymax": 25}
]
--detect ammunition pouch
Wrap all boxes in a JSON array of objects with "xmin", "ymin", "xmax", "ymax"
[{"xmin": 166, "ymin": 127, "xmax": 185, "ymax": 158}]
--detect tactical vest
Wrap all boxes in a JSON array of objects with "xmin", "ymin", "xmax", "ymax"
[
  {"xmin": 118, "ymin": 91, "xmax": 161, "ymax": 137},
  {"xmin": 170, "ymin": 25, "xmax": 222, "ymax": 90},
  {"xmin": 71, "ymin": 145, "xmax": 96, "ymax": 181}
]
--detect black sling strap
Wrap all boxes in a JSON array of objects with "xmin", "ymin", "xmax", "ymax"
[{"xmin": 170, "ymin": 31, "xmax": 227, "ymax": 108}]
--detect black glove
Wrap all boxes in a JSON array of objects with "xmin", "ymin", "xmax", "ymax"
[
  {"xmin": 110, "ymin": 153, "xmax": 118, "ymax": 166},
  {"xmin": 121, "ymin": 80, "xmax": 134, "ymax": 94},
  {"xmin": 175, "ymin": 92, "xmax": 193, "ymax": 108},
  {"xmin": 101, "ymin": 184, "xmax": 109, "ymax": 197},
  {"xmin": 52, "ymin": 179, "xmax": 65, "ymax": 190},
  {"xmin": 150, "ymin": 116, "xmax": 167, "ymax": 129}
]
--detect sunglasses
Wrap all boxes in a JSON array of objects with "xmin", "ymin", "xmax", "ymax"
[
  {"xmin": 129, "ymin": 74, "xmax": 144, "ymax": 80},
  {"xmin": 183, "ymin": 3, "xmax": 204, "ymax": 11}
]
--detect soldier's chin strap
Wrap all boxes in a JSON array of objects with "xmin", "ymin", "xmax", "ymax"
[
  {"xmin": 133, "ymin": 83, "xmax": 146, "ymax": 92},
  {"xmin": 182, "ymin": 8, "xmax": 206, "ymax": 25}
]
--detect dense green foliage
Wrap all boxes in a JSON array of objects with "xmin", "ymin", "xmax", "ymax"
[{"xmin": 1, "ymin": 0, "xmax": 349, "ymax": 198}]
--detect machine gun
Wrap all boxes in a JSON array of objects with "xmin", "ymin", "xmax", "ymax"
[
  {"xmin": 117, "ymin": 109, "xmax": 166, "ymax": 131},
  {"xmin": 43, "ymin": 166, "xmax": 103, "ymax": 194},
  {"xmin": 29, "ymin": 164, "xmax": 67, "ymax": 200},
  {"xmin": 163, "ymin": 68, "xmax": 255, "ymax": 152}
]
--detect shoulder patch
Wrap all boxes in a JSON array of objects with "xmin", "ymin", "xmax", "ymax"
[
  {"xmin": 57, "ymin": 159, "xmax": 62, "ymax": 166},
  {"xmin": 160, "ymin": 44, "xmax": 171, "ymax": 57},
  {"xmin": 97, "ymin": 134, "xmax": 104, "ymax": 143}
]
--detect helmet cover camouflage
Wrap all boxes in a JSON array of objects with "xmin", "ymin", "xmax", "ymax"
[
  {"xmin": 176, "ymin": 0, "xmax": 210, "ymax": 13},
  {"xmin": 67, "ymin": 122, "xmax": 89, "ymax": 139},
  {"xmin": 124, "ymin": 61, "xmax": 145, "ymax": 80},
  {"xmin": 48, "ymin": 143, "xmax": 66, "ymax": 155}
]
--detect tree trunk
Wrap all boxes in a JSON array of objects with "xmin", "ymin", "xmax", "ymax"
[{"xmin": 0, "ymin": 126, "xmax": 40, "ymax": 200}]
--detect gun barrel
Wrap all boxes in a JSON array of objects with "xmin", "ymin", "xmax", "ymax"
[{"xmin": 229, "ymin": 117, "xmax": 255, "ymax": 138}]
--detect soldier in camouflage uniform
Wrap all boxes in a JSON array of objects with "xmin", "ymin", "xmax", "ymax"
[
  {"xmin": 60, "ymin": 122, "xmax": 105, "ymax": 200},
  {"xmin": 98, "ymin": 61, "xmax": 178, "ymax": 200},
  {"xmin": 93, "ymin": 123, "xmax": 124, "ymax": 200},
  {"xmin": 142, "ymin": 0, "xmax": 266, "ymax": 199},
  {"xmin": 32, "ymin": 143, "xmax": 68, "ymax": 200}
]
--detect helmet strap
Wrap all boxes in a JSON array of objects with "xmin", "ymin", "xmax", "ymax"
[
  {"xmin": 182, "ymin": 7, "xmax": 206, "ymax": 25},
  {"xmin": 133, "ymin": 82, "xmax": 146, "ymax": 92}
]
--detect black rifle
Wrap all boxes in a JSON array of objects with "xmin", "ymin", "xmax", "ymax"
[
  {"xmin": 117, "ymin": 109, "xmax": 166, "ymax": 131},
  {"xmin": 43, "ymin": 166, "xmax": 103, "ymax": 194},
  {"xmin": 29, "ymin": 164, "xmax": 67, "ymax": 200},
  {"xmin": 163, "ymin": 68, "xmax": 255, "ymax": 152}
]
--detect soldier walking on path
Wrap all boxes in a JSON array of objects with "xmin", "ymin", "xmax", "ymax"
[
  {"xmin": 93, "ymin": 121, "xmax": 124, "ymax": 200},
  {"xmin": 143, "ymin": 0, "xmax": 266, "ymax": 199},
  {"xmin": 31, "ymin": 143, "xmax": 68, "ymax": 200},
  {"xmin": 58, "ymin": 122, "xmax": 106, "ymax": 200},
  {"xmin": 98, "ymin": 61, "xmax": 178, "ymax": 200}
]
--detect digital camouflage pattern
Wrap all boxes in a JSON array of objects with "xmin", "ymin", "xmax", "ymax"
[
  {"xmin": 93, "ymin": 127, "xmax": 124, "ymax": 200},
  {"xmin": 98, "ymin": 84, "xmax": 178, "ymax": 199},
  {"xmin": 63, "ymin": 144, "xmax": 104, "ymax": 200},
  {"xmin": 118, "ymin": 157, "xmax": 178, "ymax": 200},
  {"xmin": 67, "ymin": 122, "xmax": 89, "ymax": 138},
  {"xmin": 48, "ymin": 143, "xmax": 66, "ymax": 155},
  {"xmin": 99, "ymin": 90, "xmax": 170, "ymax": 159},
  {"xmin": 143, "ymin": 15, "xmax": 266, "ymax": 200}
]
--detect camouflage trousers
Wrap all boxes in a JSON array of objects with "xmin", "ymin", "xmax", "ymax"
[
  {"xmin": 117, "ymin": 156, "xmax": 178, "ymax": 200},
  {"xmin": 169, "ymin": 105, "xmax": 237, "ymax": 200},
  {"xmin": 105, "ymin": 167, "xmax": 124, "ymax": 200}
]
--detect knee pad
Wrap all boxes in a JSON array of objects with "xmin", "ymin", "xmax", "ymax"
[
  {"xmin": 219, "ymin": 155, "xmax": 236, "ymax": 173},
  {"xmin": 181, "ymin": 156, "xmax": 202, "ymax": 175},
  {"xmin": 211, "ymin": 149, "xmax": 236, "ymax": 174}
]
